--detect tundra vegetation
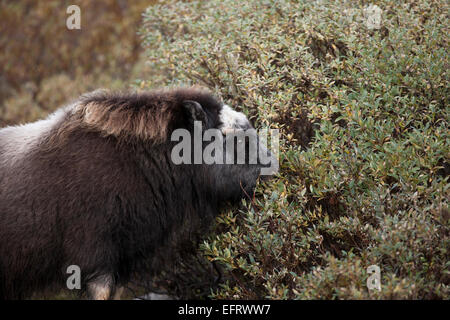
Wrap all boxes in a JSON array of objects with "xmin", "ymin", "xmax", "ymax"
[
  {"xmin": 1, "ymin": 0, "xmax": 448, "ymax": 299},
  {"xmin": 139, "ymin": 0, "xmax": 449, "ymax": 299}
]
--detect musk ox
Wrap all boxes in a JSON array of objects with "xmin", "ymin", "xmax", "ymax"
[{"xmin": 0, "ymin": 88, "xmax": 277, "ymax": 299}]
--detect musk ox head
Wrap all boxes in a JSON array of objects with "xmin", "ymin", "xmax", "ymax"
[
  {"xmin": 0, "ymin": 87, "xmax": 278, "ymax": 300},
  {"xmin": 77, "ymin": 88, "xmax": 278, "ymax": 201}
]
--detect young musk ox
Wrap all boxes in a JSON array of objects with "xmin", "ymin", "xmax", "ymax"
[{"xmin": 0, "ymin": 88, "xmax": 277, "ymax": 299}]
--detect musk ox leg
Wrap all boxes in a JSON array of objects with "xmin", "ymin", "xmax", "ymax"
[
  {"xmin": 112, "ymin": 286, "xmax": 124, "ymax": 300},
  {"xmin": 87, "ymin": 274, "xmax": 115, "ymax": 300}
]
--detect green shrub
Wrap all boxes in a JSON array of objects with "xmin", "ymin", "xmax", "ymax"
[{"xmin": 140, "ymin": 0, "xmax": 449, "ymax": 299}]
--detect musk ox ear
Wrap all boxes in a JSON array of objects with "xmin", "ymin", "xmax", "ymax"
[{"xmin": 183, "ymin": 100, "xmax": 207, "ymax": 124}]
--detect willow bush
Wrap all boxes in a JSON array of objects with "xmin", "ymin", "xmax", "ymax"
[{"xmin": 139, "ymin": 0, "xmax": 449, "ymax": 299}]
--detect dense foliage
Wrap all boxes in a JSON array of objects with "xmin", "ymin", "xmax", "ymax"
[{"xmin": 140, "ymin": 0, "xmax": 449, "ymax": 299}]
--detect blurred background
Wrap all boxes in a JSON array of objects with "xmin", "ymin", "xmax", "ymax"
[{"xmin": 0, "ymin": 0, "xmax": 154, "ymax": 127}]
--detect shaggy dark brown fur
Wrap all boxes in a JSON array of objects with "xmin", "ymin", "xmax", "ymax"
[
  {"xmin": 0, "ymin": 88, "xmax": 270, "ymax": 299},
  {"xmin": 52, "ymin": 87, "xmax": 223, "ymax": 145}
]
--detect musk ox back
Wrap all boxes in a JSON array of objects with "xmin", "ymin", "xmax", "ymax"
[{"xmin": 0, "ymin": 88, "xmax": 277, "ymax": 299}]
